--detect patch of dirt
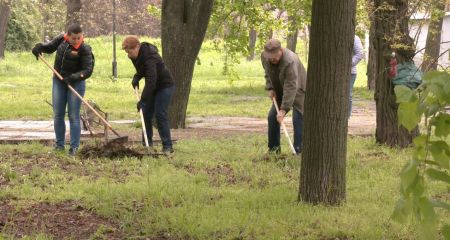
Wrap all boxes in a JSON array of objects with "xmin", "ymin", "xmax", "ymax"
[
  {"xmin": 205, "ymin": 163, "xmax": 252, "ymax": 186},
  {"xmin": 0, "ymin": 147, "xmax": 142, "ymax": 187},
  {"xmin": 79, "ymin": 141, "xmax": 145, "ymax": 159},
  {"xmin": 0, "ymin": 200, "xmax": 125, "ymax": 239}
]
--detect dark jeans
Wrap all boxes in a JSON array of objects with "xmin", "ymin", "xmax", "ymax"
[
  {"xmin": 52, "ymin": 77, "xmax": 85, "ymax": 149},
  {"xmin": 267, "ymin": 104, "xmax": 303, "ymax": 154},
  {"xmin": 349, "ymin": 74, "xmax": 357, "ymax": 118},
  {"xmin": 141, "ymin": 85, "xmax": 174, "ymax": 150}
]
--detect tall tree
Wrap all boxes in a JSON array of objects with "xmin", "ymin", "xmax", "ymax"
[
  {"xmin": 299, "ymin": 0, "xmax": 356, "ymax": 205},
  {"xmin": 66, "ymin": 0, "xmax": 81, "ymax": 29},
  {"xmin": 162, "ymin": 0, "xmax": 214, "ymax": 128},
  {"xmin": 421, "ymin": 0, "xmax": 446, "ymax": 71},
  {"xmin": 247, "ymin": 28, "xmax": 257, "ymax": 61},
  {"xmin": 286, "ymin": 16, "xmax": 299, "ymax": 52},
  {"xmin": 0, "ymin": 0, "xmax": 10, "ymax": 59},
  {"xmin": 371, "ymin": 0, "xmax": 418, "ymax": 147}
]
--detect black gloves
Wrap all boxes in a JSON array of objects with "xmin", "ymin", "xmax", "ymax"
[
  {"xmin": 132, "ymin": 77, "xmax": 140, "ymax": 89},
  {"xmin": 62, "ymin": 74, "xmax": 78, "ymax": 85},
  {"xmin": 137, "ymin": 100, "xmax": 144, "ymax": 112},
  {"xmin": 32, "ymin": 43, "xmax": 43, "ymax": 60}
]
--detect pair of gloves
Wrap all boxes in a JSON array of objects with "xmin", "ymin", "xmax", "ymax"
[{"xmin": 32, "ymin": 43, "xmax": 79, "ymax": 85}]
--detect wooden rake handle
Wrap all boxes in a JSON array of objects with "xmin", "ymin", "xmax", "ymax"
[
  {"xmin": 38, "ymin": 55, "xmax": 122, "ymax": 138},
  {"xmin": 272, "ymin": 97, "xmax": 297, "ymax": 154},
  {"xmin": 134, "ymin": 87, "xmax": 150, "ymax": 147}
]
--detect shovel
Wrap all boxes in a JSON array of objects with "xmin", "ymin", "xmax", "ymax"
[
  {"xmin": 272, "ymin": 97, "xmax": 296, "ymax": 154},
  {"xmin": 39, "ymin": 55, "xmax": 128, "ymax": 144}
]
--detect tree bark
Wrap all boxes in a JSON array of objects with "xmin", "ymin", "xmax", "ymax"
[
  {"xmin": 372, "ymin": 0, "xmax": 418, "ymax": 148},
  {"xmin": 0, "ymin": 2, "xmax": 10, "ymax": 59},
  {"xmin": 66, "ymin": 0, "xmax": 82, "ymax": 29},
  {"xmin": 421, "ymin": 0, "xmax": 445, "ymax": 72},
  {"xmin": 299, "ymin": 0, "xmax": 356, "ymax": 205},
  {"xmin": 162, "ymin": 0, "xmax": 214, "ymax": 128},
  {"xmin": 367, "ymin": 11, "xmax": 377, "ymax": 90},
  {"xmin": 286, "ymin": 16, "xmax": 298, "ymax": 52},
  {"xmin": 286, "ymin": 29, "xmax": 298, "ymax": 53},
  {"xmin": 247, "ymin": 28, "xmax": 257, "ymax": 61}
]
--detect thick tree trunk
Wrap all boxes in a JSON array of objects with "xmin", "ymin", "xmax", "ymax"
[
  {"xmin": 0, "ymin": 2, "xmax": 10, "ymax": 59},
  {"xmin": 372, "ymin": 0, "xmax": 417, "ymax": 147},
  {"xmin": 162, "ymin": 0, "xmax": 214, "ymax": 128},
  {"xmin": 299, "ymin": 0, "xmax": 356, "ymax": 205},
  {"xmin": 66, "ymin": 0, "xmax": 82, "ymax": 29},
  {"xmin": 421, "ymin": 0, "xmax": 445, "ymax": 72},
  {"xmin": 247, "ymin": 28, "xmax": 257, "ymax": 61}
]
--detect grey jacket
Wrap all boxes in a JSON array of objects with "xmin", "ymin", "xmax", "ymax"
[{"xmin": 261, "ymin": 48, "xmax": 307, "ymax": 113}]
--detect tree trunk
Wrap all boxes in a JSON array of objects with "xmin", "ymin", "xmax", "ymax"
[
  {"xmin": 372, "ymin": 0, "xmax": 417, "ymax": 148},
  {"xmin": 286, "ymin": 15, "xmax": 298, "ymax": 52},
  {"xmin": 66, "ymin": 0, "xmax": 82, "ymax": 29},
  {"xmin": 286, "ymin": 29, "xmax": 298, "ymax": 53},
  {"xmin": 162, "ymin": 0, "xmax": 214, "ymax": 128},
  {"xmin": 247, "ymin": 28, "xmax": 257, "ymax": 61},
  {"xmin": 367, "ymin": 20, "xmax": 376, "ymax": 90},
  {"xmin": 0, "ymin": 2, "xmax": 10, "ymax": 59},
  {"xmin": 421, "ymin": 0, "xmax": 445, "ymax": 72},
  {"xmin": 299, "ymin": 0, "xmax": 356, "ymax": 205}
]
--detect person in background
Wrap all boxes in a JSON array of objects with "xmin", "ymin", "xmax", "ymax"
[{"xmin": 348, "ymin": 35, "xmax": 364, "ymax": 118}]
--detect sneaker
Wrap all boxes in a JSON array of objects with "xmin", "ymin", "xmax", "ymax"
[
  {"xmin": 68, "ymin": 148, "xmax": 78, "ymax": 156},
  {"xmin": 162, "ymin": 147, "xmax": 174, "ymax": 155},
  {"xmin": 53, "ymin": 145, "xmax": 65, "ymax": 152}
]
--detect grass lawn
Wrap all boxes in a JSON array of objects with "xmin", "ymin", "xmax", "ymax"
[
  {"xmin": 2, "ymin": 135, "xmax": 447, "ymax": 239},
  {"xmin": 0, "ymin": 37, "xmax": 371, "ymax": 120},
  {"xmin": 2, "ymin": 37, "xmax": 443, "ymax": 239}
]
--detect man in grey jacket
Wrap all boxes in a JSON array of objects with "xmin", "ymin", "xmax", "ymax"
[{"xmin": 261, "ymin": 39, "xmax": 307, "ymax": 154}]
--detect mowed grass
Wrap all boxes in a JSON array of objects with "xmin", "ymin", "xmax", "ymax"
[
  {"xmin": 0, "ymin": 36, "xmax": 370, "ymax": 120},
  {"xmin": 2, "ymin": 135, "xmax": 447, "ymax": 239}
]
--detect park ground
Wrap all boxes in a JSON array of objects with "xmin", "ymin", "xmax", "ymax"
[{"xmin": 0, "ymin": 38, "xmax": 448, "ymax": 239}]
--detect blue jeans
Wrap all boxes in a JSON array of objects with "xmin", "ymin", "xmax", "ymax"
[
  {"xmin": 141, "ymin": 86, "xmax": 174, "ymax": 150},
  {"xmin": 52, "ymin": 77, "xmax": 85, "ymax": 149},
  {"xmin": 349, "ymin": 74, "xmax": 357, "ymax": 117},
  {"xmin": 268, "ymin": 104, "xmax": 303, "ymax": 154}
]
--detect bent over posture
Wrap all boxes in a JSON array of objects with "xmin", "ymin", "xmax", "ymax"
[
  {"xmin": 122, "ymin": 35, "xmax": 175, "ymax": 154},
  {"xmin": 261, "ymin": 39, "xmax": 306, "ymax": 154}
]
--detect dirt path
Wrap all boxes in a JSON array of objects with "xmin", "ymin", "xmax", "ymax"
[{"xmin": 0, "ymin": 99, "xmax": 375, "ymax": 143}]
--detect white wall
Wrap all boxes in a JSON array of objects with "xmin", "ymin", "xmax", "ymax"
[{"xmin": 410, "ymin": 13, "xmax": 450, "ymax": 69}]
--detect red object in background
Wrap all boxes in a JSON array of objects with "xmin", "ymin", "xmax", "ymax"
[{"xmin": 389, "ymin": 57, "xmax": 397, "ymax": 78}]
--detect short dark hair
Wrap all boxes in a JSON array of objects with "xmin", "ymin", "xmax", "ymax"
[{"xmin": 67, "ymin": 24, "xmax": 83, "ymax": 35}]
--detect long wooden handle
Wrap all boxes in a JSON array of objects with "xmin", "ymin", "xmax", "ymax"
[
  {"xmin": 134, "ymin": 87, "xmax": 149, "ymax": 147},
  {"xmin": 272, "ymin": 97, "xmax": 296, "ymax": 154},
  {"xmin": 39, "ymin": 55, "xmax": 122, "ymax": 138}
]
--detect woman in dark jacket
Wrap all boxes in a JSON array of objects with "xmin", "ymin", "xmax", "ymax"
[
  {"xmin": 122, "ymin": 35, "xmax": 175, "ymax": 153},
  {"xmin": 32, "ymin": 24, "xmax": 94, "ymax": 156}
]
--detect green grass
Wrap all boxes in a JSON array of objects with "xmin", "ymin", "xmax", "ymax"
[
  {"xmin": 0, "ymin": 37, "xmax": 371, "ymax": 120},
  {"xmin": 2, "ymin": 135, "xmax": 447, "ymax": 239}
]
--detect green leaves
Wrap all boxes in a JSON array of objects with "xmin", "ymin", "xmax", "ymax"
[
  {"xmin": 429, "ymin": 141, "xmax": 450, "ymax": 169},
  {"xmin": 425, "ymin": 168, "xmax": 450, "ymax": 184},
  {"xmin": 398, "ymin": 102, "xmax": 421, "ymax": 131},
  {"xmin": 431, "ymin": 113, "xmax": 450, "ymax": 138},
  {"xmin": 394, "ymin": 70, "xmax": 450, "ymax": 239},
  {"xmin": 395, "ymin": 86, "xmax": 420, "ymax": 131},
  {"xmin": 395, "ymin": 85, "xmax": 417, "ymax": 103}
]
